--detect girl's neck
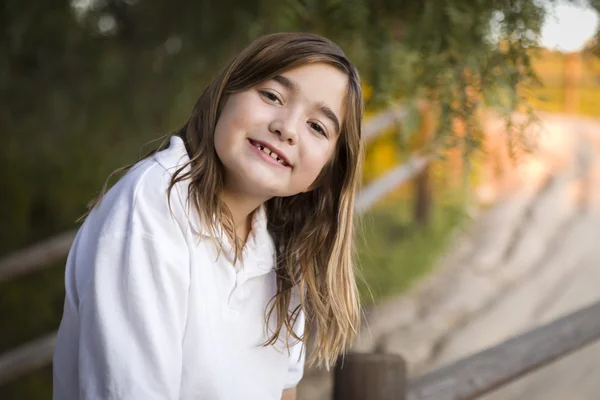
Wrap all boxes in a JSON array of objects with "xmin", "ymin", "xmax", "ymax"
[{"xmin": 219, "ymin": 189, "xmax": 266, "ymax": 245}]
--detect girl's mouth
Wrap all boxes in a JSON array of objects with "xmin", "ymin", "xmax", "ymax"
[{"xmin": 248, "ymin": 139, "xmax": 291, "ymax": 168}]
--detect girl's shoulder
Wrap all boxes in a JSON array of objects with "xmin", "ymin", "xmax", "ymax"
[{"xmin": 86, "ymin": 136, "xmax": 197, "ymax": 238}]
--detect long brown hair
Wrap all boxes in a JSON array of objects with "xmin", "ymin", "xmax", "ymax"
[
  {"xmin": 91, "ymin": 32, "xmax": 364, "ymax": 369},
  {"xmin": 176, "ymin": 32, "xmax": 364, "ymax": 368}
]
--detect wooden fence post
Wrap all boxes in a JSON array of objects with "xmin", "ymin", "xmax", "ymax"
[
  {"xmin": 413, "ymin": 102, "xmax": 434, "ymax": 225},
  {"xmin": 564, "ymin": 51, "xmax": 581, "ymax": 114},
  {"xmin": 333, "ymin": 352, "xmax": 407, "ymax": 400}
]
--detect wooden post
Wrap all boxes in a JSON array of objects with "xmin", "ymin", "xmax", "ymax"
[
  {"xmin": 413, "ymin": 102, "xmax": 434, "ymax": 225},
  {"xmin": 333, "ymin": 352, "xmax": 407, "ymax": 400},
  {"xmin": 413, "ymin": 166, "xmax": 431, "ymax": 225},
  {"xmin": 563, "ymin": 52, "xmax": 581, "ymax": 114}
]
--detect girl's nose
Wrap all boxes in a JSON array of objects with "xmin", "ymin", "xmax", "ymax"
[{"xmin": 268, "ymin": 118, "xmax": 298, "ymax": 145}]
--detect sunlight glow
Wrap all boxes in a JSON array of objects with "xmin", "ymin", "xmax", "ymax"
[{"xmin": 540, "ymin": 1, "xmax": 599, "ymax": 52}]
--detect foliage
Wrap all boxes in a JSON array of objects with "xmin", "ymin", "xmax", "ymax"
[
  {"xmin": 356, "ymin": 190, "xmax": 467, "ymax": 304},
  {"xmin": 3, "ymin": 0, "xmax": 598, "ymax": 252}
]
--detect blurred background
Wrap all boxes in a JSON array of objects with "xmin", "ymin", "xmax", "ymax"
[{"xmin": 2, "ymin": 0, "xmax": 600, "ymax": 399}]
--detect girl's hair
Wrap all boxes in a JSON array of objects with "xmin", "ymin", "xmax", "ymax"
[{"xmin": 91, "ymin": 32, "xmax": 364, "ymax": 369}]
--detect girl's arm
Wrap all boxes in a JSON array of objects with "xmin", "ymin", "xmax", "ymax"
[{"xmin": 72, "ymin": 227, "xmax": 189, "ymax": 399}]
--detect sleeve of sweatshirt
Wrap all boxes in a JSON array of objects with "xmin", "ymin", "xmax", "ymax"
[
  {"xmin": 71, "ymin": 167, "xmax": 191, "ymax": 400},
  {"xmin": 283, "ymin": 309, "xmax": 306, "ymax": 389}
]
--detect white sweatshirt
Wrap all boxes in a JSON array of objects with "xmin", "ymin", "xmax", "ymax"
[{"xmin": 53, "ymin": 136, "xmax": 305, "ymax": 400}]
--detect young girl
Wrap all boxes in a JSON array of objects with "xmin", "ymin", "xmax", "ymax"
[{"xmin": 53, "ymin": 32, "xmax": 364, "ymax": 400}]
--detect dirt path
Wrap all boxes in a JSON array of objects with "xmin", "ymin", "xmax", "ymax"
[
  {"xmin": 426, "ymin": 115, "xmax": 600, "ymax": 399},
  {"xmin": 298, "ymin": 113, "xmax": 600, "ymax": 400}
]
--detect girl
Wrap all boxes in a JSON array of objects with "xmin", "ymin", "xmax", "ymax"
[{"xmin": 53, "ymin": 32, "xmax": 364, "ymax": 400}]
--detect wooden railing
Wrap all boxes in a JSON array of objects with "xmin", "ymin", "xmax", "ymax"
[
  {"xmin": 0, "ymin": 334, "xmax": 57, "ymax": 386},
  {"xmin": 334, "ymin": 300, "xmax": 600, "ymax": 400},
  {"xmin": 0, "ymin": 105, "xmax": 426, "ymax": 386},
  {"xmin": 0, "ymin": 231, "xmax": 78, "ymax": 283}
]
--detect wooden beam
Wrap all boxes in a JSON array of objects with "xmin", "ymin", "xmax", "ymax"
[
  {"xmin": 363, "ymin": 106, "xmax": 407, "ymax": 142},
  {"xmin": 407, "ymin": 300, "xmax": 600, "ymax": 400},
  {"xmin": 356, "ymin": 156, "xmax": 429, "ymax": 214},
  {"xmin": 0, "ymin": 230, "xmax": 77, "ymax": 283},
  {"xmin": 0, "ymin": 333, "xmax": 56, "ymax": 386}
]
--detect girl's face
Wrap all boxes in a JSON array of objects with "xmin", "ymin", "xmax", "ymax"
[{"xmin": 214, "ymin": 62, "xmax": 348, "ymax": 201}]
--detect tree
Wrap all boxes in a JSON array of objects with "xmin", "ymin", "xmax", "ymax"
[{"xmin": 2, "ymin": 0, "xmax": 599, "ymax": 263}]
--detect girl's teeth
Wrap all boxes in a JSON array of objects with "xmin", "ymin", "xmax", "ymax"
[{"xmin": 254, "ymin": 142, "xmax": 286, "ymax": 165}]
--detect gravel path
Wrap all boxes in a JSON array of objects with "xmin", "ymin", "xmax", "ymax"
[{"xmin": 298, "ymin": 113, "xmax": 600, "ymax": 400}]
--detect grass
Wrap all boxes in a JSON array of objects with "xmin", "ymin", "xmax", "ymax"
[{"xmin": 356, "ymin": 194, "xmax": 466, "ymax": 306}]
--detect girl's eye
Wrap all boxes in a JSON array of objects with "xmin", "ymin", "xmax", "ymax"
[
  {"xmin": 260, "ymin": 91, "xmax": 282, "ymax": 104},
  {"xmin": 309, "ymin": 121, "xmax": 327, "ymax": 136}
]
